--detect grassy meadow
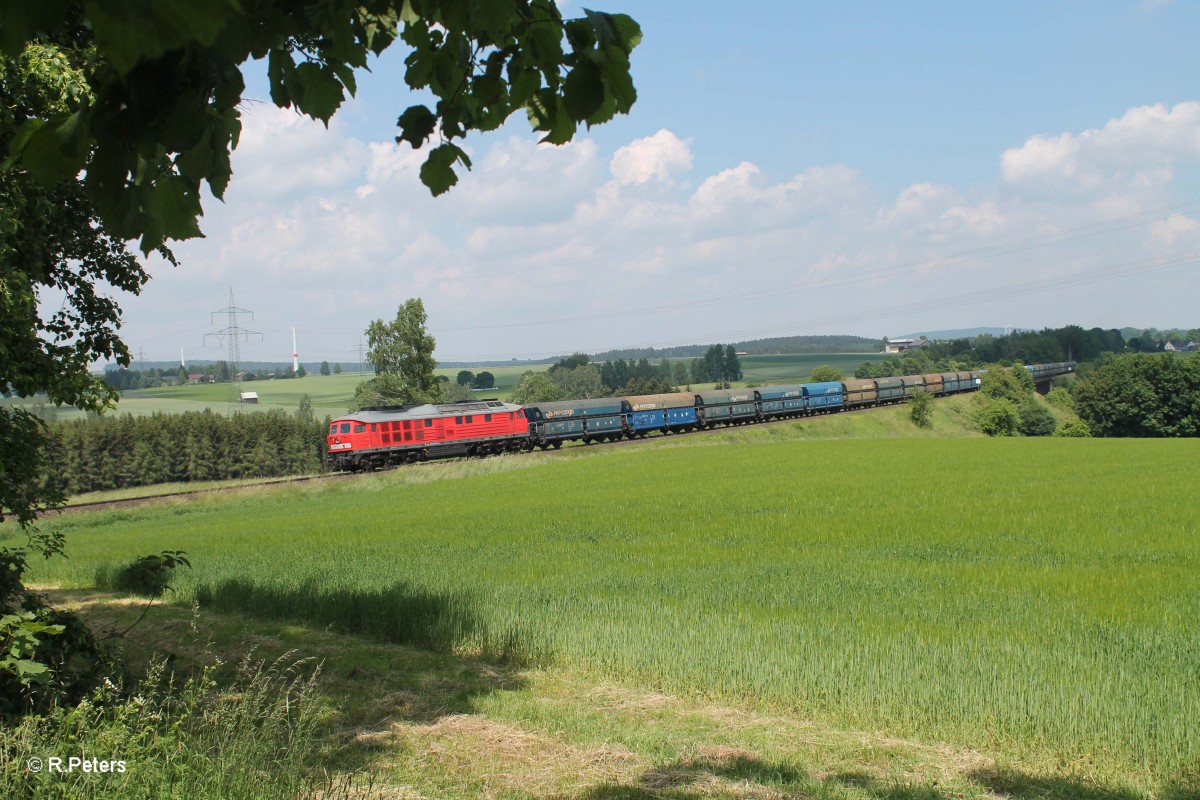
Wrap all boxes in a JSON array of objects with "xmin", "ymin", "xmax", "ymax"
[{"xmin": 17, "ymin": 435, "xmax": 1199, "ymax": 796}]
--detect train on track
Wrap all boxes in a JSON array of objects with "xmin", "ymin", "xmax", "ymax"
[{"xmin": 324, "ymin": 362, "xmax": 1076, "ymax": 471}]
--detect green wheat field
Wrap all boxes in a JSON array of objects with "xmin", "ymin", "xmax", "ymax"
[{"xmin": 19, "ymin": 437, "xmax": 1199, "ymax": 786}]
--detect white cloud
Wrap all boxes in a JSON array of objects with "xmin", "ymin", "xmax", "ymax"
[
  {"xmin": 610, "ymin": 129, "xmax": 692, "ymax": 185},
  {"xmin": 1000, "ymin": 101, "xmax": 1200, "ymax": 193},
  {"xmin": 1149, "ymin": 213, "xmax": 1200, "ymax": 245},
  {"xmin": 119, "ymin": 101, "xmax": 1200, "ymax": 364}
]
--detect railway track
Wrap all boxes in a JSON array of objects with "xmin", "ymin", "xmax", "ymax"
[
  {"xmin": 54, "ymin": 471, "xmax": 360, "ymax": 516},
  {"xmin": 53, "ymin": 396, "xmax": 920, "ymax": 515}
]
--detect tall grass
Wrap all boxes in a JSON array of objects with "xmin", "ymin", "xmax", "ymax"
[
  {"xmin": 19, "ymin": 438, "xmax": 1200, "ymax": 787},
  {"xmin": 0, "ymin": 651, "xmax": 322, "ymax": 799}
]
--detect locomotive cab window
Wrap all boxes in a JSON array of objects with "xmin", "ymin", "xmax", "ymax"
[
  {"xmin": 339, "ymin": 423, "xmax": 350, "ymax": 434},
  {"xmin": 424, "ymin": 419, "xmax": 432, "ymax": 427},
  {"xmin": 484, "ymin": 414, "xmax": 492, "ymax": 422},
  {"xmin": 465, "ymin": 416, "xmax": 473, "ymax": 423},
  {"xmin": 329, "ymin": 424, "xmax": 336, "ymax": 435},
  {"xmin": 455, "ymin": 416, "xmax": 463, "ymax": 424},
  {"xmin": 353, "ymin": 424, "xmax": 366, "ymax": 433}
]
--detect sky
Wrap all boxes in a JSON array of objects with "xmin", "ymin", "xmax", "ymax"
[{"xmin": 116, "ymin": 1, "xmax": 1200, "ymax": 367}]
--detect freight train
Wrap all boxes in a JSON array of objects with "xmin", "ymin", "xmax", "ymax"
[{"xmin": 324, "ymin": 362, "xmax": 1076, "ymax": 471}]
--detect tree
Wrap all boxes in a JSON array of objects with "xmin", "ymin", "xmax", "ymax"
[
  {"xmin": 556, "ymin": 364, "xmax": 606, "ymax": 399},
  {"xmin": 909, "ymin": 389, "xmax": 933, "ymax": 429},
  {"xmin": 1073, "ymin": 353, "xmax": 1200, "ymax": 437},
  {"xmin": 4, "ymin": 3, "xmax": 641, "ymax": 253},
  {"xmin": 296, "ymin": 395, "xmax": 315, "ymax": 425},
  {"xmin": 552, "ymin": 353, "xmax": 591, "ymax": 371},
  {"xmin": 1017, "ymin": 399, "xmax": 1057, "ymax": 437},
  {"xmin": 473, "ymin": 371, "xmax": 496, "ymax": 390},
  {"xmin": 974, "ymin": 398, "xmax": 1020, "ymax": 437},
  {"xmin": 444, "ymin": 381, "xmax": 476, "ymax": 402},
  {"xmin": 810, "ymin": 365, "xmax": 845, "ymax": 382},
  {"xmin": 509, "ymin": 371, "xmax": 563, "ymax": 404},
  {"xmin": 456, "ymin": 370, "xmax": 476, "ymax": 386},
  {"xmin": 333, "ymin": 363, "xmax": 342, "ymax": 375},
  {"xmin": 724, "ymin": 346, "xmax": 743, "ymax": 382},
  {"xmin": 979, "ymin": 366, "xmax": 1032, "ymax": 405},
  {"xmin": 295, "ymin": 364, "xmax": 307, "ymax": 378},
  {"xmin": 356, "ymin": 298, "xmax": 443, "ymax": 408},
  {"xmin": 320, "ymin": 361, "xmax": 331, "ymax": 376},
  {"xmin": 1, "ymin": 44, "xmax": 149, "ymax": 527}
]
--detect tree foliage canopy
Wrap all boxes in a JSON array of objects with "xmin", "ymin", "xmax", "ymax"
[
  {"xmin": 1073, "ymin": 353, "xmax": 1200, "ymax": 437},
  {"xmin": 3, "ymin": 0, "xmax": 642, "ymax": 254},
  {"xmin": 357, "ymin": 298, "xmax": 443, "ymax": 407}
]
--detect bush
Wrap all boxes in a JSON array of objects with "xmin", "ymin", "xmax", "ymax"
[
  {"xmin": 909, "ymin": 389, "xmax": 933, "ymax": 429},
  {"xmin": 974, "ymin": 398, "xmax": 1020, "ymax": 437},
  {"xmin": 106, "ymin": 551, "xmax": 191, "ymax": 598},
  {"xmin": 979, "ymin": 367, "xmax": 1033, "ymax": 404},
  {"xmin": 1018, "ymin": 399, "xmax": 1057, "ymax": 437},
  {"xmin": 1, "ymin": 543, "xmax": 105, "ymax": 718},
  {"xmin": 809, "ymin": 365, "xmax": 844, "ymax": 382},
  {"xmin": 1053, "ymin": 419, "xmax": 1092, "ymax": 438},
  {"xmin": 1045, "ymin": 386, "xmax": 1074, "ymax": 410}
]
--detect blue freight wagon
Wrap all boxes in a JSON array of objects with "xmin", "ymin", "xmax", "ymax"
[
  {"xmin": 624, "ymin": 393, "xmax": 699, "ymax": 435},
  {"xmin": 802, "ymin": 381, "xmax": 845, "ymax": 411}
]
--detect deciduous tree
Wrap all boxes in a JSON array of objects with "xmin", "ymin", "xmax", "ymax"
[
  {"xmin": 357, "ymin": 298, "xmax": 443, "ymax": 408},
  {"xmin": 809, "ymin": 365, "xmax": 844, "ymax": 382},
  {"xmin": 510, "ymin": 371, "xmax": 562, "ymax": 404}
]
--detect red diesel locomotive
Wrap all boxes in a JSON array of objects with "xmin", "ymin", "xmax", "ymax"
[{"xmin": 326, "ymin": 400, "xmax": 528, "ymax": 471}]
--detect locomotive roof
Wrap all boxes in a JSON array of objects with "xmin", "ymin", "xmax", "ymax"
[{"xmin": 336, "ymin": 400, "xmax": 522, "ymax": 423}]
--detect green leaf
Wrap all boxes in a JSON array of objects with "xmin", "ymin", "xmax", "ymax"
[
  {"xmin": 85, "ymin": 0, "xmax": 237, "ymax": 74},
  {"xmin": 528, "ymin": 90, "xmax": 575, "ymax": 145},
  {"xmin": 267, "ymin": 49, "xmax": 295, "ymax": 108},
  {"xmin": 15, "ymin": 109, "xmax": 88, "ymax": 183},
  {"xmin": 419, "ymin": 143, "xmax": 472, "ymax": 197},
  {"xmin": 563, "ymin": 60, "xmax": 604, "ymax": 122},
  {"xmin": 0, "ymin": 1, "xmax": 74, "ymax": 56},
  {"xmin": 153, "ymin": 175, "xmax": 204, "ymax": 242},
  {"xmin": 14, "ymin": 658, "xmax": 49, "ymax": 678},
  {"xmin": 608, "ymin": 13, "xmax": 643, "ymax": 52},
  {"xmin": 598, "ymin": 45, "xmax": 637, "ymax": 114},
  {"xmin": 396, "ymin": 105, "xmax": 437, "ymax": 149},
  {"xmin": 292, "ymin": 62, "xmax": 346, "ymax": 123}
]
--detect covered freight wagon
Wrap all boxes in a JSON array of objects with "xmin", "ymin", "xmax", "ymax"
[
  {"xmin": 801, "ymin": 381, "xmax": 845, "ymax": 411},
  {"xmin": 695, "ymin": 388, "xmax": 757, "ymax": 427},
  {"xmin": 841, "ymin": 378, "xmax": 878, "ymax": 407},
  {"xmin": 754, "ymin": 385, "xmax": 806, "ymax": 419},
  {"xmin": 874, "ymin": 377, "xmax": 905, "ymax": 403},
  {"xmin": 624, "ymin": 392, "xmax": 699, "ymax": 435},
  {"xmin": 523, "ymin": 397, "xmax": 631, "ymax": 447}
]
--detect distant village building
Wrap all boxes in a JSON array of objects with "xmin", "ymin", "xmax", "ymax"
[
  {"xmin": 883, "ymin": 336, "xmax": 930, "ymax": 354},
  {"xmin": 239, "ymin": 391, "xmax": 259, "ymax": 404},
  {"xmin": 187, "ymin": 373, "xmax": 208, "ymax": 384}
]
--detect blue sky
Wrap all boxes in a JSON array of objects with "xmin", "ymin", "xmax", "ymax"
[{"xmin": 124, "ymin": 1, "xmax": 1200, "ymax": 365}]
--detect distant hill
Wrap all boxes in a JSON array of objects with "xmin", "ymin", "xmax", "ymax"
[{"xmin": 590, "ymin": 335, "xmax": 883, "ymax": 362}]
